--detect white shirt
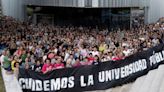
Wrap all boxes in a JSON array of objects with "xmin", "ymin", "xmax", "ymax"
[
  {"xmin": 64, "ymin": 53, "xmax": 70, "ymax": 62},
  {"xmin": 123, "ymin": 49, "xmax": 131, "ymax": 56},
  {"xmin": 53, "ymin": 48, "xmax": 58, "ymax": 54},
  {"xmin": 80, "ymin": 49, "xmax": 88, "ymax": 57},
  {"xmin": 16, "ymin": 41, "xmax": 21, "ymax": 46},
  {"xmin": 0, "ymin": 55, "xmax": 5, "ymax": 66},
  {"xmin": 101, "ymin": 58, "xmax": 109, "ymax": 62},
  {"xmin": 43, "ymin": 55, "xmax": 47, "ymax": 62},
  {"xmin": 122, "ymin": 42, "xmax": 129, "ymax": 47},
  {"xmin": 92, "ymin": 51, "xmax": 99, "ymax": 57},
  {"xmin": 28, "ymin": 45, "xmax": 33, "ymax": 50}
]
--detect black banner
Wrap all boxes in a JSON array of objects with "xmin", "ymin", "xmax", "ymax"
[{"xmin": 18, "ymin": 44, "xmax": 164, "ymax": 92}]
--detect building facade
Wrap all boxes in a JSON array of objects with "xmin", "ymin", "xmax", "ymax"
[{"xmin": 1, "ymin": 0, "xmax": 163, "ymax": 24}]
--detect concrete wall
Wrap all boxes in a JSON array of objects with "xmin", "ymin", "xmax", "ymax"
[
  {"xmin": 1, "ymin": 0, "xmax": 25, "ymax": 21},
  {"xmin": 24, "ymin": 0, "xmax": 143, "ymax": 8},
  {"xmin": 147, "ymin": 0, "xmax": 164, "ymax": 23}
]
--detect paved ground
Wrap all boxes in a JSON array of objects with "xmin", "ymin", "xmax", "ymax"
[
  {"xmin": 0, "ymin": 68, "xmax": 5, "ymax": 92},
  {"xmin": 88, "ymin": 65, "xmax": 164, "ymax": 92},
  {"xmin": 1, "ymin": 68, "xmax": 22, "ymax": 92}
]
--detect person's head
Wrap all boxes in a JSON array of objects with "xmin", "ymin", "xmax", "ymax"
[
  {"xmin": 14, "ymin": 62, "xmax": 20, "ymax": 68},
  {"xmin": 108, "ymin": 52, "xmax": 113, "ymax": 57},
  {"xmin": 45, "ymin": 58, "xmax": 51, "ymax": 65},
  {"xmin": 69, "ymin": 54, "xmax": 74, "ymax": 59},
  {"xmin": 14, "ymin": 55, "xmax": 18, "ymax": 60},
  {"xmin": 20, "ymin": 46, "xmax": 23, "ymax": 50},
  {"xmin": 66, "ymin": 59, "xmax": 71, "ymax": 65},
  {"xmin": 25, "ymin": 57, "xmax": 29, "ymax": 63},
  {"xmin": 75, "ymin": 58, "xmax": 80, "ymax": 62},
  {"xmin": 74, "ymin": 58, "xmax": 80, "ymax": 66},
  {"xmin": 123, "ymin": 46, "xmax": 128, "ymax": 50},
  {"xmin": 56, "ymin": 56, "xmax": 62, "ymax": 64},
  {"xmin": 1, "ymin": 50, "xmax": 6, "ymax": 55},
  {"xmin": 93, "ymin": 47, "xmax": 97, "ymax": 51},
  {"xmin": 118, "ymin": 52, "xmax": 124, "ymax": 58},
  {"xmin": 79, "ymin": 55, "xmax": 83, "ymax": 60},
  {"xmin": 94, "ymin": 55, "xmax": 99, "ymax": 61},
  {"xmin": 22, "ymin": 50, "xmax": 26, "ymax": 54},
  {"xmin": 84, "ymin": 57, "xmax": 88, "ymax": 62},
  {"xmin": 89, "ymin": 53, "xmax": 93, "ymax": 57},
  {"xmin": 6, "ymin": 49, "xmax": 10, "ymax": 56},
  {"xmin": 27, "ymin": 52, "xmax": 31, "ymax": 57},
  {"xmin": 51, "ymin": 57, "xmax": 56, "ymax": 64},
  {"xmin": 104, "ymin": 53, "xmax": 108, "ymax": 57},
  {"xmin": 147, "ymin": 42, "xmax": 152, "ymax": 48},
  {"xmin": 36, "ymin": 60, "xmax": 41, "ymax": 66},
  {"xmin": 25, "ymin": 63, "xmax": 29, "ymax": 69},
  {"xmin": 89, "ymin": 46, "xmax": 92, "ymax": 51},
  {"xmin": 9, "ymin": 55, "xmax": 14, "ymax": 60}
]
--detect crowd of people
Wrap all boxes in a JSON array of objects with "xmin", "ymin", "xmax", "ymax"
[{"xmin": 0, "ymin": 16, "xmax": 163, "ymax": 77}]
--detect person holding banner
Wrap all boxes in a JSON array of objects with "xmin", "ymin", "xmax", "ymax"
[
  {"xmin": 31, "ymin": 59, "xmax": 43, "ymax": 72},
  {"xmin": 41, "ymin": 58, "xmax": 53, "ymax": 74},
  {"xmin": 13, "ymin": 62, "xmax": 20, "ymax": 78},
  {"xmin": 53, "ymin": 56, "xmax": 64, "ymax": 69}
]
